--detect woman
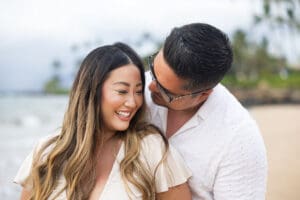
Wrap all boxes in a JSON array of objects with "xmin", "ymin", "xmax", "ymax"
[{"xmin": 14, "ymin": 42, "xmax": 192, "ymax": 200}]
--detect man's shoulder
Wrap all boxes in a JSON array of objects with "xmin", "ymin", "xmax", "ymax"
[
  {"xmin": 203, "ymin": 84, "xmax": 251, "ymax": 123},
  {"xmin": 212, "ymin": 84, "xmax": 243, "ymax": 108},
  {"xmin": 200, "ymin": 84, "xmax": 260, "ymax": 137}
]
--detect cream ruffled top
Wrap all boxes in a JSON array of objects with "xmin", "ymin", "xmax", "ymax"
[{"xmin": 14, "ymin": 134, "xmax": 192, "ymax": 200}]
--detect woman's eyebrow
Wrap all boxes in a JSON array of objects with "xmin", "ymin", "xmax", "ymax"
[{"xmin": 113, "ymin": 82, "xmax": 143, "ymax": 87}]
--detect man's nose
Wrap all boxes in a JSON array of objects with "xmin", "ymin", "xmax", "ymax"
[{"xmin": 148, "ymin": 80, "xmax": 159, "ymax": 93}]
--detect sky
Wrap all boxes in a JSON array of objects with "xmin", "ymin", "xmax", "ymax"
[{"xmin": 0, "ymin": 0, "xmax": 267, "ymax": 92}]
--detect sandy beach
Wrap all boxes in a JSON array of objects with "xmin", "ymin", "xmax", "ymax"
[{"xmin": 249, "ymin": 104, "xmax": 300, "ymax": 200}]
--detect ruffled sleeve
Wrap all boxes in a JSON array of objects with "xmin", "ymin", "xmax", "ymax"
[
  {"xmin": 14, "ymin": 134, "xmax": 56, "ymax": 190},
  {"xmin": 14, "ymin": 149, "xmax": 34, "ymax": 190},
  {"xmin": 140, "ymin": 134, "xmax": 192, "ymax": 193}
]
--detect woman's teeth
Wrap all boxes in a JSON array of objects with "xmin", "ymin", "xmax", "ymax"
[{"xmin": 117, "ymin": 111, "xmax": 130, "ymax": 117}]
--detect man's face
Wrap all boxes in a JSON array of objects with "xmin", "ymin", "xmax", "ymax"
[{"xmin": 148, "ymin": 50, "xmax": 208, "ymax": 111}]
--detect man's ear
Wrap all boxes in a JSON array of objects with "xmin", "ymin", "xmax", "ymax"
[{"xmin": 197, "ymin": 88, "xmax": 213, "ymax": 102}]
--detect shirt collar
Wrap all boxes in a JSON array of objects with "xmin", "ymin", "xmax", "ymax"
[{"xmin": 195, "ymin": 84, "xmax": 222, "ymax": 120}]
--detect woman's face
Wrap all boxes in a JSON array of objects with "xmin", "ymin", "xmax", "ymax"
[{"xmin": 101, "ymin": 64, "xmax": 143, "ymax": 134}]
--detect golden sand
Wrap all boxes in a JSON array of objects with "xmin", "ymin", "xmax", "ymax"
[{"xmin": 249, "ymin": 105, "xmax": 300, "ymax": 200}]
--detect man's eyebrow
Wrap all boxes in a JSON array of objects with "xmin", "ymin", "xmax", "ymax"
[{"xmin": 113, "ymin": 82, "xmax": 143, "ymax": 87}]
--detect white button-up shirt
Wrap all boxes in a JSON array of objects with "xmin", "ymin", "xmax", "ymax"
[{"xmin": 145, "ymin": 72, "xmax": 267, "ymax": 200}]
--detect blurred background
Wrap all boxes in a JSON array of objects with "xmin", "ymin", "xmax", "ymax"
[{"xmin": 0, "ymin": 0, "xmax": 299, "ymax": 199}]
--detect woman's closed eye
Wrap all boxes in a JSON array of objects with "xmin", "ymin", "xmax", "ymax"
[
  {"xmin": 136, "ymin": 90, "xmax": 143, "ymax": 95},
  {"xmin": 115, "ymin": 90, "xmax": 143, "ymax": 95},
  {"xmin": 115, "ymin": 90, "xmax": 128, "ymax": 95}
]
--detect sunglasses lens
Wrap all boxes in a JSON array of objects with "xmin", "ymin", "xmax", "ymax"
[{"xmin": 157, "ymin": 84, "xmax": 171, "ymax": 103}]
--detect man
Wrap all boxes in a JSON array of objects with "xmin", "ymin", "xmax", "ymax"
[{"xmin": 145, "ymin": 23, "xmax": 267, "ymax": 200}]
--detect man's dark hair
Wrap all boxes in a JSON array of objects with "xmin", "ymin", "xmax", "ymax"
[{"xmin": 163, "ymin": 23, "xmax": 233, "ymax": 90}]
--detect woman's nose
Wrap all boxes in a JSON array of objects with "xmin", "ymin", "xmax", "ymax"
[{"xmin": 124, "ymin": 94, "xmax": 137, "ymax": 108}]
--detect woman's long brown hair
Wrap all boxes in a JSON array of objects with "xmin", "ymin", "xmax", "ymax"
[{"xmin": 28, "ymin": 43, "xmax": 168, "ymax": 200}]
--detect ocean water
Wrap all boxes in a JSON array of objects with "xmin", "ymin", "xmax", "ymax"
[{"xmin": 0, "ymin": 95, "xmax": 68, "ymax": 199}]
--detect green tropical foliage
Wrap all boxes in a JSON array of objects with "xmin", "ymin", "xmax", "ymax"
[
  {"xmin": 254, "ymin": 0, "xmax": 300, "ymax": 32},
  {"xmin": 43, "ymin": 0, "xmax": 300, "ymax": 96}
]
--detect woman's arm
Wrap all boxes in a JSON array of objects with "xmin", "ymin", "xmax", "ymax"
[
  {"xmin": 156, "ymin": 183, "xmax": 192, "ymax": 200},
  {"xmin": 20, "ymin": 188, "xmax": 31, "ymax": 200}
]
